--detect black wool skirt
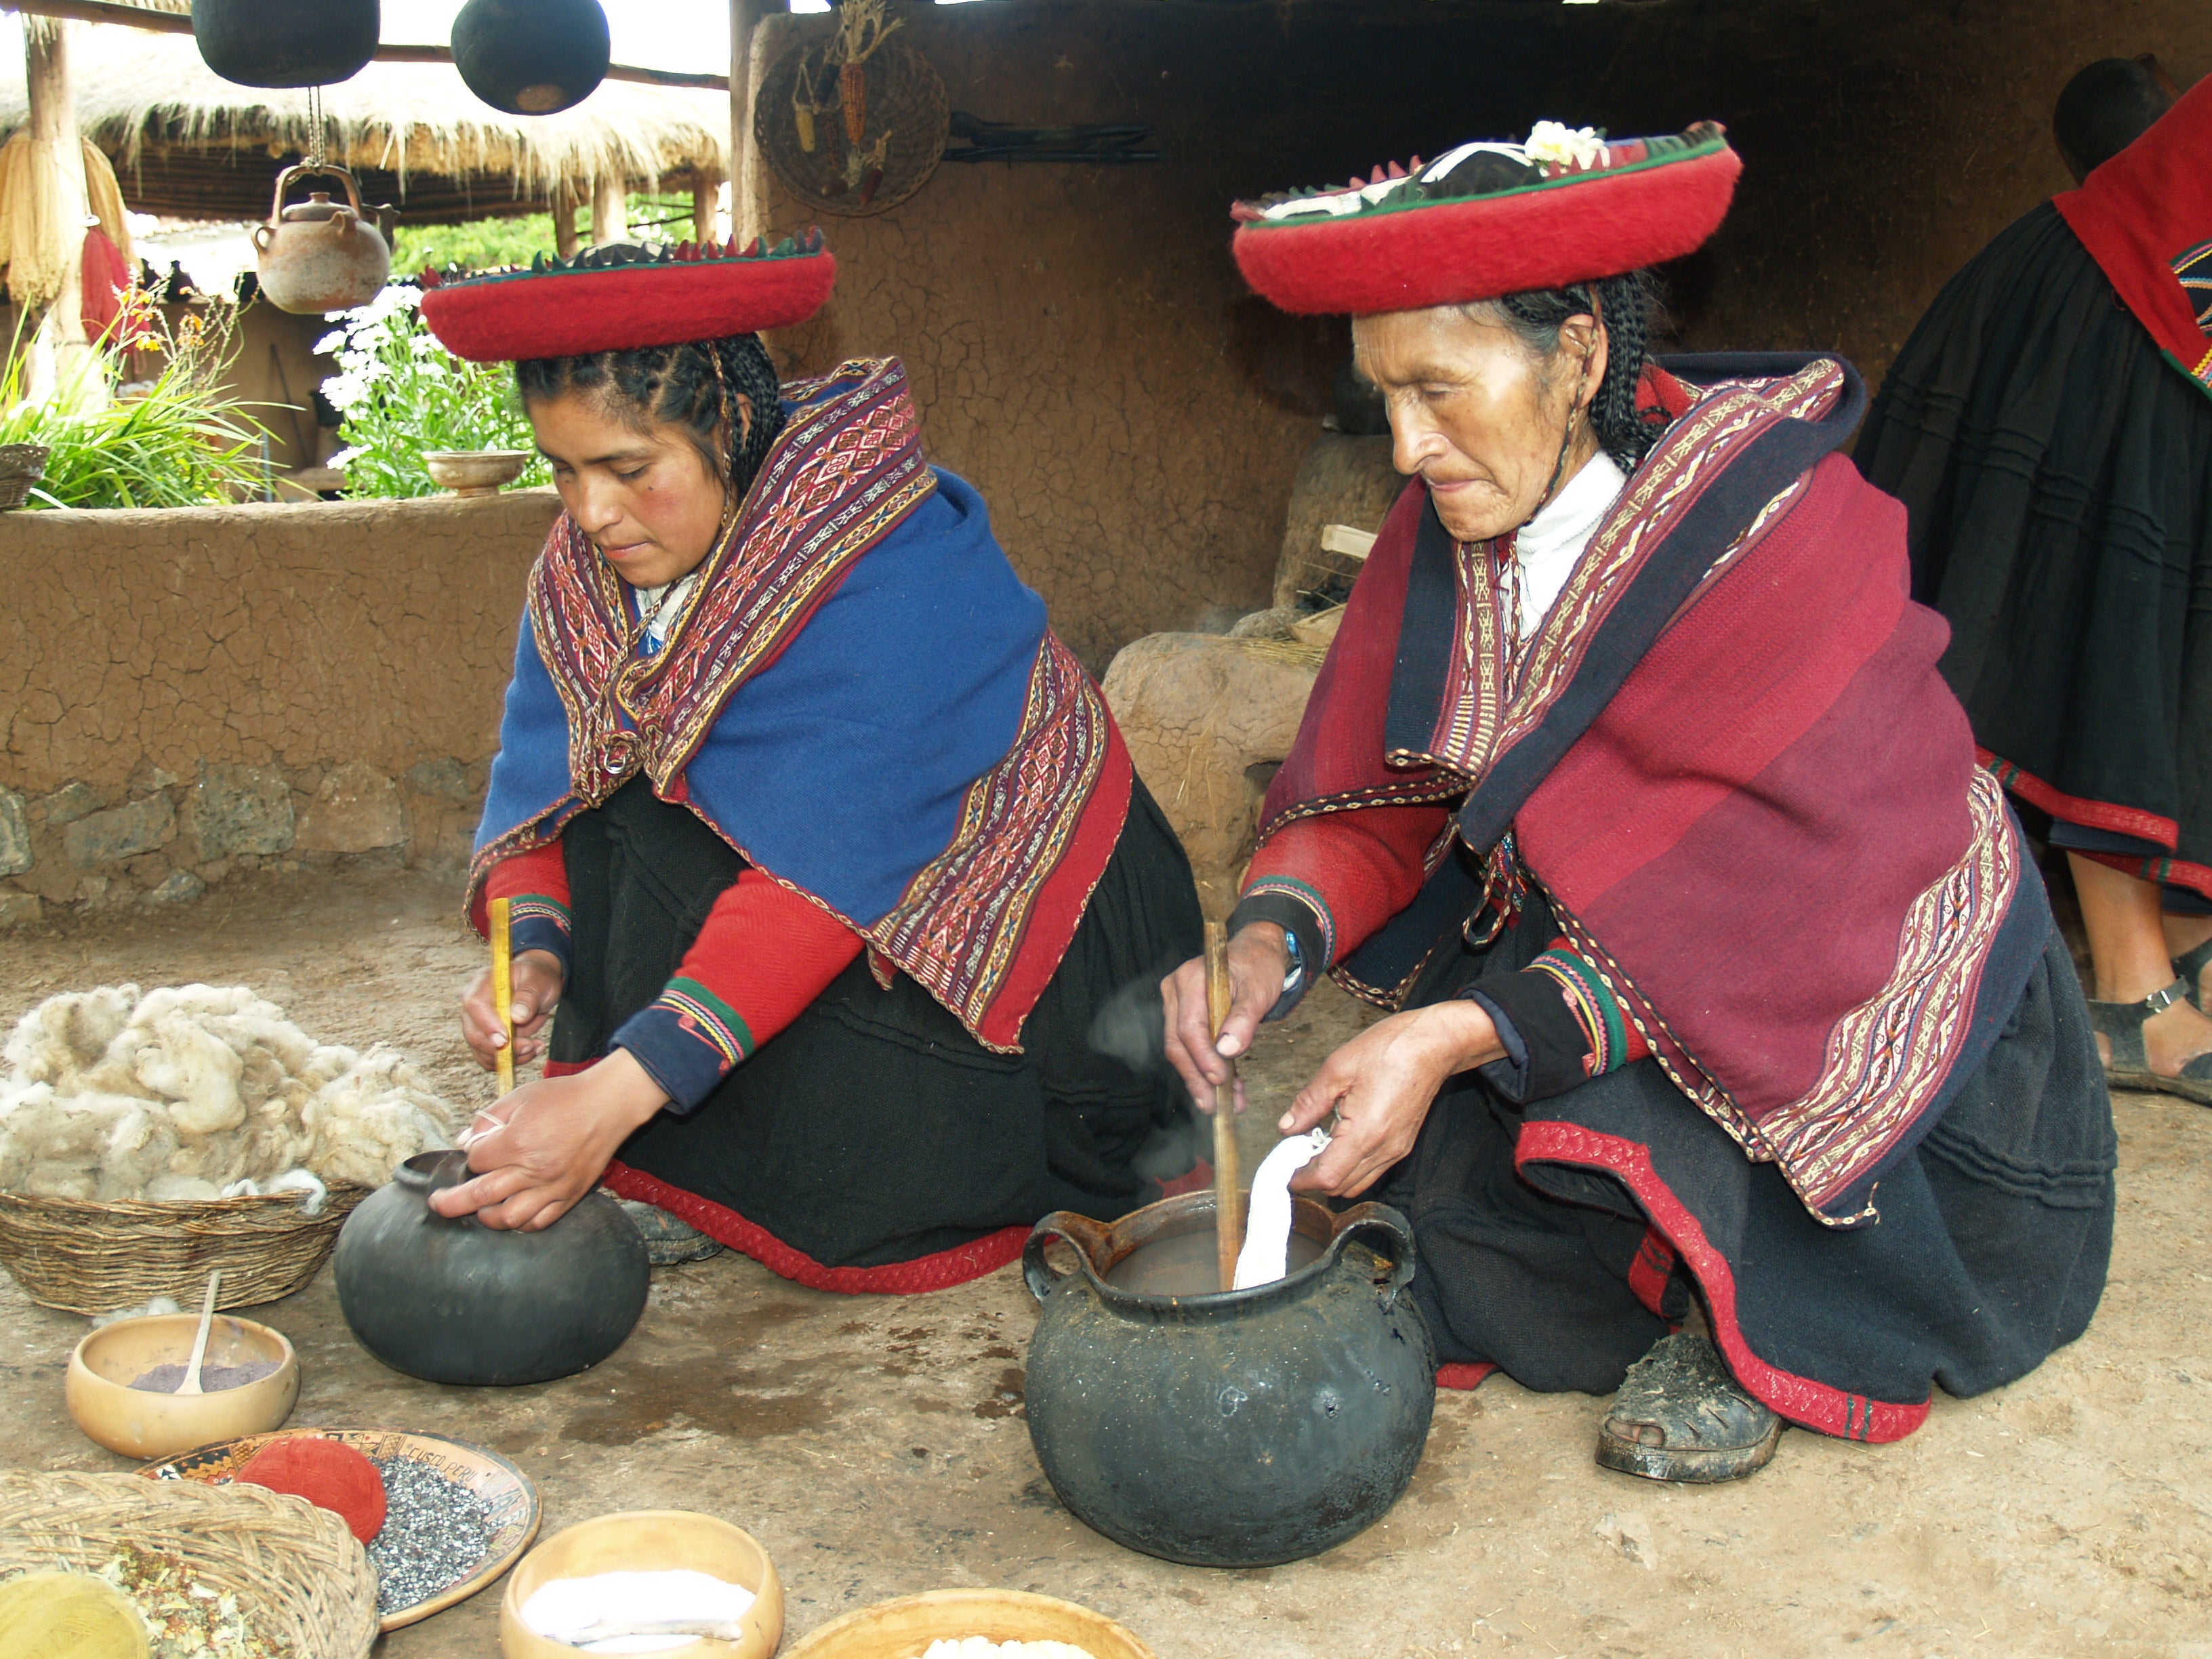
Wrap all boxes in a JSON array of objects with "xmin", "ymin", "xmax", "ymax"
[
  {"xmin": 1370, "ymin": 881, "xmax": 2115, "ymax": 1440},
  {"xmin": 547, "ymin": 776, "xmax": 1204, "ymax": 1286},
  {"xmin": 1855, "ymin": 201, "xmax": 2212, "ymax": 900}
]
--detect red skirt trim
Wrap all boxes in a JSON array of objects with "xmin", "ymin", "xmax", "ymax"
[
  {"xmin": 1515, "ymin": 1121, "xmax": 1931, "ymax": 1442},
  {"xmin": 544, "ymin": 1059, "xmax": 1027, "ymax": 1294},
  {"xmin": 1980, "ymin": 750, "xmax": 2212, "ymax": 903},
  {"xmin": 1981, "ymin": 750, "xmax": 2180, "ymax": 851},
  {"xmin": 1436, "ymin": 1362, "xmax": 1498, "ymax": 1391},
  {"xmin": 602, "ymin": 1160, "xmax": 1028, "ymax": 1295}
]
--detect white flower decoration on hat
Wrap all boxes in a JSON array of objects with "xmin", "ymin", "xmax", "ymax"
[{"xmin": 1523, "ymin": 121, "xmax": 1610, "ymax": 172}]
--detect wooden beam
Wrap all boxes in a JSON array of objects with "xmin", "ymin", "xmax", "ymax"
[
  {"xmin": 689, "ymin": 164, "xmax": 721, "ymax": 245},
  {"xmin": 552, "ymin": 179, "xmax": 579, "ymax": 258},
  {"xmin": 591, "ymin": 171, "xmax": 626, "ymax": 245},
  {"xmin": 0, "ymin": 0, "xmax": 732, "ymax": 91},
  {"xmin": 24, "ymin": 16, "xmax": 102, "ymax": 409},
  {"xmin": 730, "ymin": 0, "xmax": 787, "ymax": 245}
]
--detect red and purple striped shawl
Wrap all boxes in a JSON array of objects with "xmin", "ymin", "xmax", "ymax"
[{"xmin": 1260, "ymin": 354, "xmax": 2042, "ymax": 1225}]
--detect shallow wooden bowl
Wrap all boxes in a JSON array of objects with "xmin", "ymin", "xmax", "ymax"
[
  {"xmin": 783, "ymin": 1589, "xmax": 1158, "ymax": 1659},
  {"xmin": 424, "ymin": 449, "xmax": 531, "ymax": 496},
  {"xmin": 66, "ymin": 1313, "xmax": 298, "ymax": 1459},
  {"xmin": 499, "ymin": 1510, "xmax": 784, "ymax": 1659}
]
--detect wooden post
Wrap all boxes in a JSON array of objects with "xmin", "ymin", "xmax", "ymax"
[
  {"xmin": 729, "ymin": 0, "xmax": 787, "ymax": 246},
  {"xmin": 689, "ymin": 164, "xmax": 722, "ymax": 245},
  {"xmin": 22, "ymin": 17, "xmax": 102, "ymax": 411},
  {"xmin": 591, "ymin": 172, "xmax": 627, "ymax": 245},
  {"xmin": 552, "ymin": 179, "xmax": 579, "ymax": 258}
]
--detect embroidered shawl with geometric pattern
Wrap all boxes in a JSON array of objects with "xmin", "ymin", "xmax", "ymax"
[
  {"xmin": 469, "ymin": 356, "xmax": 1131, "ymax": 1052},
  {"xmin": 1254, "ymin": 354, "xmax": 2048, "ymax": 1225}
]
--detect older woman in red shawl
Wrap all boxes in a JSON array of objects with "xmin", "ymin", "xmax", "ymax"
[{"xmin": 1164, "ymin": 124, "xmax": 2113, "ymax": 1483}]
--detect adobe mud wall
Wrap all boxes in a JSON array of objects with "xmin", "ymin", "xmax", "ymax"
[
  {"xmin": 0, "ymin": 491, "xmax": 559, "ymax": 925},
  {"xmin": 764, "ymin": 0, "xmax": 2209, "ymax": 674}
]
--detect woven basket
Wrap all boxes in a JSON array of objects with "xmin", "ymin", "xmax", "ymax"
[
  {"xmin": 756, "ymin": 35, "xmax": 947, "ymax": 217},
  {"xmin": 0, "ymin": 442, "xmax": 49, "ymax": 510},
  {"xmin": 0, "ymin": 1183, "xmax": 370, "ymax": 1315},
  {"xmin": 0, "ymin": 1471, "xmax": 377, "ymax": 1658}
]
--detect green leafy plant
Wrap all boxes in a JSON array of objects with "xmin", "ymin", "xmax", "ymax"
[
  {"xmin": 0, "ymin": 297, "xmax": 272, "ymax": 509},
  {"xmin": 319, "ymin": 283, "xmax": 549, "ymax": 499},
  {"xmin": 392, "ymin": 196, "xmax": 721, "ymax": 280},
  {"xmin": 392, "ymin": 213, "xmax": 556, "ymax": 277}
]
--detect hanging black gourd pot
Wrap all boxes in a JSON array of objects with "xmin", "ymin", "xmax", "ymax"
[
  {"xmin": 451, "ymin": 0, "xmax": 611, "ymax": 117},
  {"xmin": 190, "ymin": 0, "xmax": 378, "ymax": 91}
]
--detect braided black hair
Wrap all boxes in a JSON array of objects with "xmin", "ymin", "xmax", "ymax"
[
  {"xmin": 1461, "ymin": 268, "xmax": 1668, "ymax": 470},
  {"xmin": 514, "ymin": 331, "xmax": 788, "ymax": 503}
]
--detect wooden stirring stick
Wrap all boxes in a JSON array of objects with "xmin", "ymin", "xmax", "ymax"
[
  {"xmin": 176, "ymin": 1269, "xmax": 220, "ymax": 1395},
  {"xmin": 1204, "ymin": 921, "xmax": 1244, "ymax": 1292},
  {"xmin": 489, "ymin": 895, "xmax": 516, "ymax": 1097}
]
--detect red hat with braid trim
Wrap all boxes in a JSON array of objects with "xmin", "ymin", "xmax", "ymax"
[
  {"xmin": 419, "ymin": 229, "xmax": 835, "ymax": 362},
  {"xmin": 1231, "ymin": 122, "xmax": 1741, "ymax": 316}
]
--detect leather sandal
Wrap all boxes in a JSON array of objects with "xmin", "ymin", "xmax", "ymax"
[
  {"xmin": 1595, "ymin": 1332, "xmax": 1781, "ymax": 1483},
  {"xmin": 2087, "ymin": 978, "xmax": 2212, "ymax": 1105},
  {"xmin": 617, "ymin": 1199, "xmax": 727, "ymax": 1265},
  {"xmin": 2173, "ymin": 938, "xmax": 2212, "ymax": 1010}
]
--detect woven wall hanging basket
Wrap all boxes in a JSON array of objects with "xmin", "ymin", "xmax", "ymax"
[
  {"xmin": 0, "ymin": 1471, "xmax": 379, "ymax": 1658},
  {"xmin": 0, "ymin": 1183, "xmax": 369, "ymax": 1315},
  {"xmin": 756, "ymin": 34, "xmax": 948, "ymax": 218}
]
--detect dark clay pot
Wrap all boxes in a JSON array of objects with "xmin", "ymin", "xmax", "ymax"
[
  {"xmin": 451, "ymin": 0, "xmax": 610, "ymax": 116},
  {"xmin": 334, "ymin": 1151, "xmax": 649, "ymax": 1387},
  {"xmin": 191, "ymin": 0, "xmax": 377, "ymax": 91},
  {"xmin": 1023, "ymin": 1191, "xmax": 1436, "ymax": 1568}
]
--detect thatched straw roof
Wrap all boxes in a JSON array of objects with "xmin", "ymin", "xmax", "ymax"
[{"xmin": 0, "ymin": 18, "xmax": 729, "ymax": 222}]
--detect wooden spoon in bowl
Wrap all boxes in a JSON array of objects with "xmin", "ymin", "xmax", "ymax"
[{"xmin": 176, "ymin": 1269, "xmax": 220, "ymax": 1395}]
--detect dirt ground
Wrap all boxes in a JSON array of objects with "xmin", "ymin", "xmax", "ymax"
[{"xmin": 2, "ymin": 865, "xmax": 2209, "ymax": 1659}]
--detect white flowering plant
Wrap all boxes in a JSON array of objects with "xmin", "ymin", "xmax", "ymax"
[{"xmin": 318, "ymin": 283, "xmax": 548, "ymax": 499}]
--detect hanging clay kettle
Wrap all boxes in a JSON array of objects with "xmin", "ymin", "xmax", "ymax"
[
  {"xmin": 1022, "ymin": 1191, "xmax": 1437, "ymax": 1568},
  {"xmin": 451, "ymin": 0, "xmax": 610, "ymax": 117},
  {"xmin": 191, "ymin": 0, "xmax": 378, "ymax": 90},
  {"xmin": 253, "ymin": 164, "xmax": 392, "ymax": 315},
  {"xmin": 333, "ymin": 1150, "xmax": 650, "ymax": 1386}
]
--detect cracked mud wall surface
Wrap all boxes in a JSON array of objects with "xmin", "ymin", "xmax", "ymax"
[{"xmin": 0, "ymin": 491, "xmax": 560, "ymax": 800}]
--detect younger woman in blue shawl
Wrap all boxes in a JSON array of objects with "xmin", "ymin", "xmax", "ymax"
[{"xmin": 417, "ymin": 234, "xmax": 1202, "ymax": 1290}]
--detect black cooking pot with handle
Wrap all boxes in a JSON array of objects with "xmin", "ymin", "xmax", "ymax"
[{"xmin": 1022, "ymin": 1189, "xmax": 1436, "ymax": 1568}]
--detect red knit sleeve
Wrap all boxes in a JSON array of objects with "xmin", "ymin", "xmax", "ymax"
[
  {"xmin": 673, "ymin": 871, "xmax": 865, "ymax": 1048},
  {"xmin": 609, "ymin": 869, "xmax": 864, "ymax": 1111},
  {"xmin": 476, "ymin": 839, "xmax": 574, "ymax": 970},
  {"xmin": 483, "ymin": 840, "xmax": 571, "ymax": 909},
  {"xmin": 1240, "ymin": 804, "xmax": 1450, "ymax": 967}
]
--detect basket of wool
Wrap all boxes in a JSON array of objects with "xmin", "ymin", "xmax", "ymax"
[{"xmin": 0, "ymin": 985, "xmax": 458, "ymax": 1314}]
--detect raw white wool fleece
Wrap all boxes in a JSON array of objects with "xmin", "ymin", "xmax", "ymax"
[{"xmin": 0, "ymin": 984, "xmax": 456, "ymax": 1202}]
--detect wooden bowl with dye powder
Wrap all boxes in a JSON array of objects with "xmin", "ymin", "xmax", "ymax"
[
  {"xmin": 66, "ymin": 1313, "xmax": 299, "ymax": 1460},
  {"xmin": 499, "ymin": 1510, "xmax": 783, "ymax": 1659},
  {"xmin": 783, "ymin": 1589, "xmax": 1158, "ymax": 1659}
]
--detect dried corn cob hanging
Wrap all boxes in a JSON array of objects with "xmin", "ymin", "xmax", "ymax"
[
  {"xmin": 840, "ymin": 60, "xmax": 867, "ymax": 143},
  {"xmin": 828, "ymin": 0, "xmax": 901, "ymax": 146}
]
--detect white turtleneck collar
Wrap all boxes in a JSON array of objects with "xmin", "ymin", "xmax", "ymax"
[{"xmin": 1505, "ymin": 450, "xmax": 1627, "ymax": 642}]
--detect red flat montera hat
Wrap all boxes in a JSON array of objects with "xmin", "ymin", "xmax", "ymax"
[
  {"xmin": 1231, "ymin": 123, "xmax": 1741, "ymax": 316},
  {"xmin": 419, "ymin": 230, "xmax": 836, "ymax": 362}
]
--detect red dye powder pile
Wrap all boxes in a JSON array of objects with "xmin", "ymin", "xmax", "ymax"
[{"xmin": 235, "ymin": 1439, "xmax": 388, "ymax": 1543}]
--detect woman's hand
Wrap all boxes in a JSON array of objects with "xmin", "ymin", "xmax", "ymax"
[
  {"xmin": 429, "ymin": 1050, "xmax": 669, "ymax": 1231},
  {"xmin": 459, "ymin": 949, "xmax": 565, "ymax": 1070},
  {"xmin": 1162, "ymin": 923, "xmax": 1291, "ymax": 1115},
  {"xmin": 1283, "ymin": 1000, "xmax": 1503, "ymax": 1199}
]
